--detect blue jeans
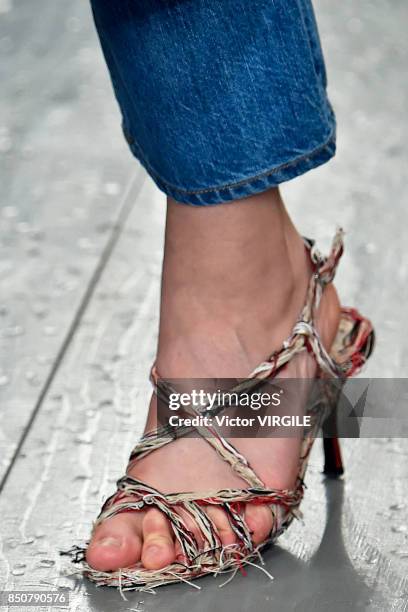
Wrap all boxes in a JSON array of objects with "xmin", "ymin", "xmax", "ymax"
[{"xmin": 90, "ymin": 0, "xmax": 336, "ymax": 205}]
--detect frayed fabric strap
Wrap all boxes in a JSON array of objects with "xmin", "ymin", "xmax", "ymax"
[
  {"xmin": 100, "ymin": 227, "xmax": 346, "ymax": 555},
  {"xmin": 94, "ymin": 474, "xmax": 304, "ymax": 565}
]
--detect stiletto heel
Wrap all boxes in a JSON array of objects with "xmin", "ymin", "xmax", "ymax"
[
  {"xmin": 322, "ymin": 408, "xmax": 344, "ymax": 478},
  {"xmin": 323, "ymin": 436, "xmax": 344, "ymax": 478}
]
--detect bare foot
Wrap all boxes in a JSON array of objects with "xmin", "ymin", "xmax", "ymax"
[{"xmin": 86, "ymin": 189, "xmax": 341, "ymax": 572}]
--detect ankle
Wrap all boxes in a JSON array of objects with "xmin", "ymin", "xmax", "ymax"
[
  {"xmin": 156, "ymin": 190, "xmax": 323, "ymax": 377},
  {"xmin": 163, "ymin": 256, "xmax": 298, "ymax": 322},
  {"xmin": 159, "ymin": 217, "xmax": 311, "ymax": 329},
  {"xmin": 156, "ymin": 258, "xmax": 312, "ymax": 378}
]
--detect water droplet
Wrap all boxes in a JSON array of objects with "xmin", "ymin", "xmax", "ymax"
[
  {"xmin": 365, "ymin": 557, "xmax": 378, "ymax": 565},
  {"xmin": 50, "ymin": 393, "xmax": 63, "ymax": 402},
  {"xmin": 365, "ymin": 242, "xmax": 377, "ymax": 255},
  {"xmin": 26, "ymin": 246, "xmax": 41, "ymax": 257},
  {"xmin": 66, "ymin": 265, "xmax": 81, "ymax": 277},
  {"xmin": 31, "ymin": 303, "xmax": 49, "ymax": 319},
  {"xmin": 26, "ymin": 371, "xmax": 40, "ymax": 386},
  {"xmin": 43, "ymin": 325, "xmax": 57, "ymax": 336},
  {"xmin": 391, "ymin": 525, "xmax": 408, "ymax": 534},
  {"xmin": 11, "ymin": 568, "xmax": 25, "ymax": 576},
  {"xmin": 0, "ymin": 373, "xmax": 9, "ymax": 387},
  {"xmin": 74, "ymin": 434, "xmax": 92, "ymax": 445},
  {"xmin": 38, "ymin": 559, "xmax": 55, "ymax": 568},
  {"xmin": 62, "ymin": 521, "xmax": 73, "ymax": 529},
  {"xmin": 22, "ymin": 537, "xmax": 35, "ymax": 545},
  {"xmin": 77, "ymin": 237, "xmax": 95, "ymax": 251},
  {"xmin": 100, "ymin": 364, "xmax": 115, "ymax": 381},
  {"xmin": 391, "ymin": 550, "xmax": 408, "ymax": 559},
  {"xmin": 117, "ymin": 410, "xmax": 132, "ymax": 418},
  {"xmin": 1, "ymin": 325, "xmax": 24, "ymax": 337},
  {"xmin": 376, "ymin": 510, "xmax": 392, "ymax": 519},
  {"xmin": 16, "ymin": 221, "xmax": 31, "ymax": 234},
  {"xmin": 36, "ymin": 354, "xmax": 52, "ymax": 365},
  {"xmin": 103, "ymin": 182, "xmax": 120, "ymax": 196},
  {"xmin": 34, "ymin": 530, "xmax": 45, "ymax": 539},
  {"xmin": 14, "ymin": 562, "xmax": 26, "ymax": 569},
  {"xmin": 1, "ymin": 205, "xmax": 17, "ymax": 219},
  {"xmin": 389, "ymin": 503, "xmax": 405, "ymax": 511},
  {"xmin": 4, "ymin": 537, "xmax": 20, "ymax": 549},
  {"xmin": 29, "ymin": 229, "xmax": 45, "ymax": 242}
]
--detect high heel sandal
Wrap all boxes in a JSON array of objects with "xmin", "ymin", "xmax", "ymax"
[{"xmin": 63, "ymin": 228, "xmax": 375, "ymax": 591}]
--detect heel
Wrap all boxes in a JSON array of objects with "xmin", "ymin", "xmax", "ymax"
[{"xmin": 322, "ymin": 408, "xmax": 344, "ymax": 478}]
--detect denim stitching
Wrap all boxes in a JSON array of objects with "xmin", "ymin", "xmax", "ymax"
[{"xmin": 125, "ymin": 126, "xmax": 335, "ymax": 196}]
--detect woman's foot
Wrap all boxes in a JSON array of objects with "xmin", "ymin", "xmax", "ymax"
[{"xmin": 86, "ymin": 188, "xmax": 341, "ymax": 572}]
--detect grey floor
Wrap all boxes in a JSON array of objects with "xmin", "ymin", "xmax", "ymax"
[{"xmin": 0, "ymin": 1, "xmax": 408, "ymax": 611}]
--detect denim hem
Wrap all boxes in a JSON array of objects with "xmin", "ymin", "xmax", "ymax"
[{"xmin": 126, "ymin": 129, "xmax": 336, "ymax": 206}]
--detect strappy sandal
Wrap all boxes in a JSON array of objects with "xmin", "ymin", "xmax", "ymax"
[{"xmin": 63, "ymin": 228, "xmax": 375, "ymax": 591}]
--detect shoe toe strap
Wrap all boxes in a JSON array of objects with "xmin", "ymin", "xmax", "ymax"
[{"xmin": 95, "ymin": 476, "xmax": 304, "ymax": 564}]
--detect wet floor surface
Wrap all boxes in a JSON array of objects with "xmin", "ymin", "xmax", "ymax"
[{"xmin": 0, "ymin": 1, "xmax": 407, "ymax": 611}]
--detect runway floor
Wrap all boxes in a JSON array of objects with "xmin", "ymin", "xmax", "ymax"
[{"xmin": 0, "ymin": 1, "xmax": 407, "ymax": 610}]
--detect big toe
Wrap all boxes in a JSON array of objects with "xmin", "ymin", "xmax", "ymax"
[
  {"xmin": 141, "ymin": 508, "xmax": 176, "ymax": 570},
  {"xmin": 86, "ymin": 514, "xmax": 143, "ymax": 572}
]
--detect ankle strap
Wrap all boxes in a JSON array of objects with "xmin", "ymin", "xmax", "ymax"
[
  {"xmin": 249, "ymin": 227, "xmax": 345, "ymax": 379},
  {"xmin": 300, "ymin": 227, "xmax": 344, "ymax": 326},
  {"xmin": 303, "ymin": 227, "xmax": 344, "ymax": 286}
]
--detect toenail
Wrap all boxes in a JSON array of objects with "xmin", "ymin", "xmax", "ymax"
[
  {"xmin": 97, "ymin": 536, "xmax": 123, "ymax": 548},
  {"xmin": 145, "ymin": 544, "xmax": 162, "ymax": 557}
]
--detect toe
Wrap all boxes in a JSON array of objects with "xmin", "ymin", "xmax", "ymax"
[
  {"xmin": 171, "ymin": 507, "xmax": 205, "ymax": 564},
  {"xmin": 86, "ymin": 512, "xmax": 143, "ymax": 571},
  {"xmin": 244, "ymin": 504, "xmax": 273, "ymax": 546},
  {"xmin": 176, "ymin": 506, "xmax": 205, "ymax": 550},
  {"xmin": 141, "ymin": 508, "xmax": 176, "ymax": 570},
  {"xmin": 205, "ymin": 506, "xmax": 237, "ymax": 547}
]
